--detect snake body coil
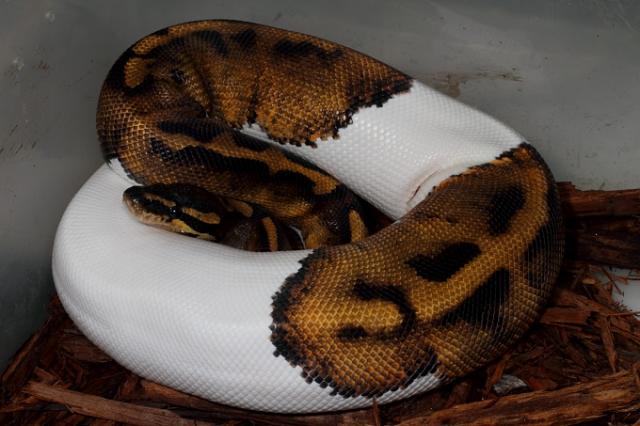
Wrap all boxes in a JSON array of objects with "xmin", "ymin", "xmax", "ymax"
[{"xmin": 52, "ymin": 20, "xmax": 563, "ymax": 412}]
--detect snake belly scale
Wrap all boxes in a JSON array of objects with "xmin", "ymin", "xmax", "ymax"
[{"xmin": 52, "ymin": 20, "xmax": 563, "ymax": 412}]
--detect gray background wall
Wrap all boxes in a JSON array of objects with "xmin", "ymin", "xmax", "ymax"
[{"xmin": 1, "ymin": 0, "xmax": 639, "ymax": 370}]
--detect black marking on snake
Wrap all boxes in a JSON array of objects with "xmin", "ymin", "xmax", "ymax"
[
  {"xmin": 270, "ymin": 170, "xmax": 316, "ymax": 198},
  {"xmin": 372, "ymin": 78, "xmax": 411, "ymax": 107},
  {"xmin": 231, "ymin": 132, "xmax": 271, "ymax": 152},
  {"xmin": 439, "ymin": 269, "xmax": 511, "ymax": 329},
  {"xmin": 151, "ymin": 137, "xmax": 270, "ymax": 175},
  {"xmin": 158, "ymin": 119, "xmax": 227, "ymax": 143},
  {"xmin": 106, "ymin": 47, "xmax": 152, "ymax": 92},
  {"xmin": 258, "ymin": 218, "xmax": 274, "ymax": 251},
  {"xmin": 524, "ymin": 222, "xmax": 553, "ymax": 291},
  {"xmin": 150, "ymin": 27, "xmax": 169, "ymax": 37},
  {"xmin": 348, "ymin": 77, "xmax": 413, "ymax": 110},
  {"xmin": 271, "ymin": 249, "xmax": 329, "ymax": 360},
  {"xmin": 246, "ymin": 89, "xmax": 260, "ymax": 124},
  {"xmin": 403, "ymin": 351, "xmax": 440, "ymax": 388},
  {"xmin": 142, "ymin": 36, "xmax": 186, "ymax": 58},
  {"xmin": 150, "ymin": 138, "xmax": 342, "ymax": 211},
  {"xmin": 178, "ymin": 209, "xmax": 222, "ymax": 236},
  {"xmin": 230, "ymin": 29, "xmax": 257, "ymax": 49},
  {"xmin": 274, "ymin": 39, "xmax": 343, "ymax": 62},
  {"xmin": 281, "ymin": 149, "xmax": 330, "ymax": 175},
  {"xmin": 487, "ymin": 186, "xmax": 525, "ymax": 236},
  {"xmin": 525, "ymin": 221, "xmax": 551, "ymax": 260},
  {"xmin": 98, "ymin": 125, "xmax": 126, "ymax": 161},
  {"xmin": 337, "ymin": 325, "xmax": 368, "ymax": 340},
  {"xmin": 191, "ymin": 30, "xmax": 229, "ymax": 56},
  {"xmin": 141, "ymin": 183, "xmax": 226, "ymax": 214},
  {"xmin": 352, "ymin": 280, "xmax": 417, "ymax": 339},
  {"xmin": 525, "ymin": 158, "xmax": 563, "ymax": 290},
  {"xmin": 141, "ymin": 30, "xmax": 227, "ymax": 63},
  {"xmin": 149, "ymin": 138, "xmax": 173, "ymax": 162},
  {"xmin": 171, "ymin": 68, "xmax": 186, "ymax": 85},
  {"xmin": 407, "ymin": 242, "xmax": 481, "ymax": 282}
]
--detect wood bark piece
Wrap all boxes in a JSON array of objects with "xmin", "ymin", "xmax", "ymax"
[
  {"xmin": 556, "ymin": 182, "xmax": 640, "ymax": 268},
  {"xmin": 22, "ymin": 381, "xmax": 214, "ymax": 426},
  {"xmin": 598, "ymin": 315, "xmax": 619, "ymax": 373},
  {"xmin": 558, "ymin": 183, "xmax": 640, "ymax": 217},
  {"xmin": 566, "ymin": 227, "xmax": 640, "ymax": 269},
  {"xmin": 398, "ymin": 368, "xmax": 640, "ymax": 426}
]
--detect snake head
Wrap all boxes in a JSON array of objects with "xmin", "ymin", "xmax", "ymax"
[{"xmin": 123, "ymin": 184, "xmax": 224, "ymax": 240}]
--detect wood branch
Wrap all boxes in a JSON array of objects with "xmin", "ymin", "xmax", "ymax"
[
  {"xmin": 558, "ymin": 182, "xmax": 640, "ymax": 217},
  {"xmin": 566, "ymin": 227, "xmax": 640, "ymax": 269},
  {"xmin": 597, "ymin": 315, "xmax": 618, "ymax": 373},
  {"xmin": 540, "ymin": 306, "xmax": 592, "ymax": 325},
  {"xmin": 567, "ymin": 223, "xmax": 640, "ymax": 269},
  {"xmin": 556, "ymin": 183, "xmax": 640, "ymax": 268},
  {"xmin": 398, "ymin": 368, "xmax": 640, "ymax": 426},
  {"xmin": 22, "ymin": 381, "xmax": 214, "ymax": 426}
]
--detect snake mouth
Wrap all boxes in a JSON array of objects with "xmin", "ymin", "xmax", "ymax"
[{"xmin": 123, "ymin": 187, "xmax": 173, "ymax": 227}]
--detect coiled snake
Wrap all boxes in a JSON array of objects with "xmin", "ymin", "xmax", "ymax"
[{"xmin": 52, "ymin": 20, "xmax": 564, "ymax": 412}]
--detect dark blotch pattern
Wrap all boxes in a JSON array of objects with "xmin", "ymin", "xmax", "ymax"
[
  {"xmin": 404, "ymin": 351, "xmax": 439, "ymax": 385},
  {"xmin": 337, "ymin": 325, "xmax": 369, "ymax": 340},
  {"xmin": 439, "ymin": 269, "xmax": 511, "ymax": 329},
  {"xmin": 151, "ymin": 138, "xmax": 270, "ymax": 176},
  {"xmin": 158, "ymin": 119, "xmax": 226, "ymax": 142},
  {"xmin": 271, "ymin": 249, "xmax": 329, "ymax": 360},
  {"xmin": 407, "ymin": 242, "xmax": 481, "ymax": 282},
  {"xmin": 106, "ymin": 47, "xmax": 145, "ymax": 91},
  {"xmin": 487, "ymin": 186, "xmax": 525, "ymax": 235},
  {"xmin": 142, "ymin": 183, "xmax": 225, "ymax": 214},
  {"xmin": 99, "ymin": 126, "xmax": 126, "ymax": 161},
  {"xmin": 347, "ymin": 78, "xmax": 413, "ymax": 111},
  {"xmin": 150, "ymin": 138, "xmax": 335, "ymax": 204},
  {"xmin": 230, "ymin": 28, "xmax": 257, "ymax": 49},
  {"xmin": 231, "ymin": 132, "xmax": 271, "ymax": 152},
  {"xmin": 353, "ymin": 280, "xmax": 417, "ymax": 339},
  {"xmin": 274, "ymin": 39, "xmax": 343, "ymax": 62},
  {"xmin": 149, "ymin": 137, "xmax": 173, "ymax": 162},
  {"xmin": 149, "ymin": 27, "xmax": 169, "ymax": 37},
  {"xmin": 192, "ymin": 30, "xmax": 229, "ymax": 56},
  {"xmin": 524, "ymin": 164, "xmax": 563, "ymax": 289}
]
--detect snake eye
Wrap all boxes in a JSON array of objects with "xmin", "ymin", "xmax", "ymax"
[
  {"xmin": 171, "ymin": 69, "xmax": 186, "ymax": 85},
  {"xmin": 169, "ymin": 206, "xmax": 180, "ymax": 218}
]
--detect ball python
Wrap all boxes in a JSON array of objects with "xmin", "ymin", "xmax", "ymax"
[{"xmin": 52, "ymin": 20, "xmax": 564, "ymax": 412}]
